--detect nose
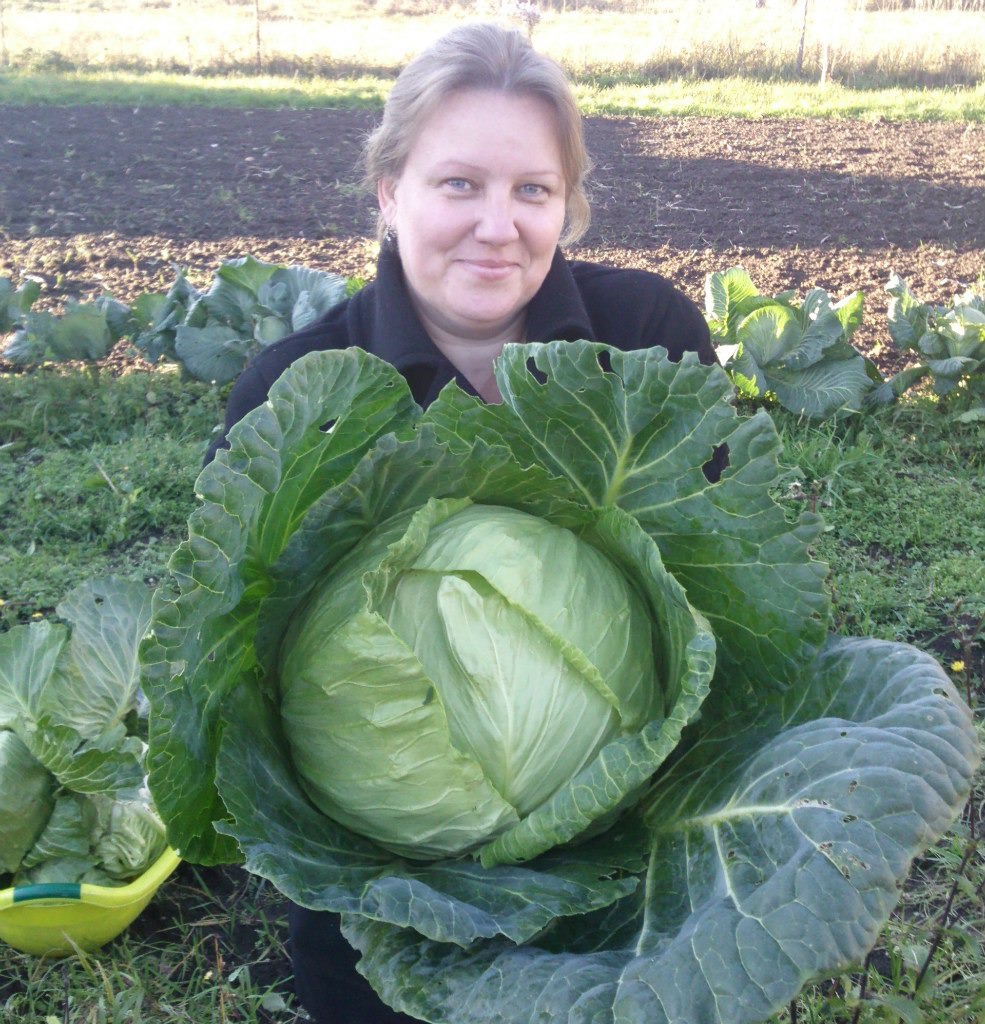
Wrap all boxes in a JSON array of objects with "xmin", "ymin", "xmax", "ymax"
[{"xmin": 473, "ymin": 191, "xmax": 520, "ymax": 245}]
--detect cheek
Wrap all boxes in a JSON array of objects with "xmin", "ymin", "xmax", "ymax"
[
  {"xmin": 524, "ymin": 205, "xmax": 566, "ymax": 251},
  {"xmin": 400, "ymin": 206, "xmax": 470, "ymax": 256}
]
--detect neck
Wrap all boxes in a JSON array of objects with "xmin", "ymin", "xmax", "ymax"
[{"xmin": 422, "ymin": 314, "xmax": 526, "ymax": 405}]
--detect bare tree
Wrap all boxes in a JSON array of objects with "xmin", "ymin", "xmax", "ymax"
[{"xmin": 0, "ymin": 0, "xmax": 8, "ymax": 68}]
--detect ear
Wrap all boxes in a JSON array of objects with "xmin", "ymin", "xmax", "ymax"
[{"xmin": 377, "ymin": 177, "xmax": 398, "ymax": 226}]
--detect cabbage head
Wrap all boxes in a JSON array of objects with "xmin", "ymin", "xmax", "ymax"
[
  {"xmin": 0, "ymin": 578, "xmax": 167, "ymax": 887},
  {"xmin": 142, "ymin": 342, "xmax": 979, "ymax": 1024},
  {"xmin": 280, "ymin": 502, "xmax": 661, "ymax": 858}
]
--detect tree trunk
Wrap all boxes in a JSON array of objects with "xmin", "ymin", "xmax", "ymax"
[
  {"xmin": 795, "ymin": 0, "xmax": 809, "ymax": 76},
  {"xmin": 254, "ymin": 0, "xmax": 262, "ymax": 75}
]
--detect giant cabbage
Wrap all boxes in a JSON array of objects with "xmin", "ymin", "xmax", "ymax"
[{"xmin": 142, "ymin": 342, "xmax": 978, "ymax": 1024}]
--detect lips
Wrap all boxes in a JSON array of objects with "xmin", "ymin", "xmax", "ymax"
[{"xmin": 458, "ymin": 258, "xmax": 519, "ymax": 280}]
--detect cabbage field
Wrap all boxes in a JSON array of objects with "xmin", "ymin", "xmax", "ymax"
[{"xmin": 1, "ymin": 101, "xmax": 984, "ymax": 1024}]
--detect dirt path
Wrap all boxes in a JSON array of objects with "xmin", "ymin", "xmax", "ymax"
[{"xmin": 2, "ymin": 104, "xmax": 984, "ymax": 373}]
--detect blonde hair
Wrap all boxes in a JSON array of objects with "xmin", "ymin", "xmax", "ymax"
[{"xmin": 363, "ymin": 22, "xmax": 592, "ymax": 247}]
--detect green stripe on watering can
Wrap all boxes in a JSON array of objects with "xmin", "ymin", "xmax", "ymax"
[{"xmin": 13, "ymin": 883, "xmax": 82, "ymax": 902}]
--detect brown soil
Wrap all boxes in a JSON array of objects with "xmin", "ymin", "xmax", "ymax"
[{"xmin": 2, "ymin": 105, "xmax": 984, "ymax": 377}]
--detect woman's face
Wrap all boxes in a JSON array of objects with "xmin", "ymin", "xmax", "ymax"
[{"xmin": 378, "ymin": 89, "xmax": 568, "ymax": 345}]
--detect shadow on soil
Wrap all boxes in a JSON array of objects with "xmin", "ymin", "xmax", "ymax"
[{"xmin": 1, "ymin": 106, "xmax": 983, "ymax": 251}]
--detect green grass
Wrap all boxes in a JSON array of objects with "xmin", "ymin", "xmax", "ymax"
[
  {"xmin": 0, "ymin": 365, "xmax": 225, "ymax": 626},
  {"xmin": 0, "ymin": 866, "xmax": 303, "ymax": 1023},
  {"xmin": 0, "ymin": 363, "xmax": 981, "ymax": 1022},
  {"xmin": 1, "ymin": 68, "xmax": 983, "ymax": 121},
  {"xmin": 773, "ymin": 405, "xmax": 985, "ymax": 646}
]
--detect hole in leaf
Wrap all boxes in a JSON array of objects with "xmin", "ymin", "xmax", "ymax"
[
  {"xmin": 319, "ymin": 418, "xmax": 337, "ymax": 434},
  {"xmin": 596, "ymin": 349, "xmax": 613, "ymax": 375},
  {"xmin": 848, "ymin": 780, "xmax": 859, "ymax": 794},
  {"xmin": 703, "ymin": 443, "xmax": 729, "ymax": 484},
  {"xmin": 525, "ymin": 358, "xmax": 547, "ymax": 385},
  {"xmin": 840, "ymin": 730, "xmax": 848, "ymax": 737},
  {"xmin": 842, "ymin": 814, "xmax": 858, "ymax": 824},
  {"xmin": 207, "ymin": 651, "xmax": 216, "ymax": 662}
]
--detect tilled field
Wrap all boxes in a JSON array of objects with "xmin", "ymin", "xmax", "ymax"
[{"xmin": 2, "ymin": 104, "xmax": 984, "ymax": 376}]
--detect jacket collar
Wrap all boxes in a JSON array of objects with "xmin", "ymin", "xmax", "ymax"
[{"xmin": 363, "ymin": 245, "xmax": 596, "ymax": 406}]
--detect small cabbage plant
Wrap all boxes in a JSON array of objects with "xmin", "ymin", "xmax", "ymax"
[{"xmin": 143, "ymin": 342, "xmax": 978, "ymax": 1024}]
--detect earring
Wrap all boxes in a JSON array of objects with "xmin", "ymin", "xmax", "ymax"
[{"xmin": 384, "ymin": 223, "xmax": 398, "ymax": 246}]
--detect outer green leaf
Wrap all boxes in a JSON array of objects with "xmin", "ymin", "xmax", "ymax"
[
  {"xmin": 257, "ymin": 265, "xmax": 348, "ymax": 332},
  {"xmin": 0, "ymin": 619, "xmax": 67, "ymax": 731},
  {"xmin": 0, "ymin": 276, "xmax": 41, "ymax": 332},
  {"xmin": 346, "ymin": 636, "xmax": 980, "ymax": 1024},
  {"xmin": 764, "ymin": 354, "xmax": 878, "ymax": 417},
  {"xmin": 0, "ymin": 581, "xmax": 150, "ymax": 797},
  {"xmin": 143, "ymin": 349, "xmax": 423, "ymax": 864},
  {"xmin": 483, "ymin": 342, "xmax": 828, "ymax": 693},
  {"xmin": 49, "ymin": 302, "xmax": 115, "ymax": 360},
  {"xmin": 865, "ymin": 364, "xmax": 929, "ymax": 406},
  {"xmin": 19, "ymin": 791, "xmax": 96, "ymax": 874},
  {"xmin": 174, "ymin": 322, "xmax": 254, "ymax": 384},
  {"xmin": 52, "ymin": 576, "xmax": 153, "ymax": 738},
  {"xmin": 886, "ymin": 273, "xmax": 929, "ymax": 351},
  {"xmin": 132, "ymin": 271, "xmax": 199, "ymax": 362},
  {"xmin": 94, "ymin": 295, "xmax": 133, "ymax": 342},
  {"xmin": 0, "ymin": 730, "xmax": 55, "ymax": 874},
  {"xmin": 198, "ymin": 255, "xmax": 279, "ymax": 328},
  {"xmin": 704, "ymin": 267, "xmax": 763, "ymax": 340}
]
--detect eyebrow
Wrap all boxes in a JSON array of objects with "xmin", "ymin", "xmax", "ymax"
[{"xmin": 431, "ymin": 160, "xmax": 563, "ymax": 179}]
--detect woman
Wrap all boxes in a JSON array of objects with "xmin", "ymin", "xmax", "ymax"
[{"xmin": 208, "ymin": 21, "xmax": 723, "ymax": 1024}]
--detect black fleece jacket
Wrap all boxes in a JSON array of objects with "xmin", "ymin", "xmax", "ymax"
[{"xmin": 206, "ymin": 245, "xmax": 720, "ymax": 465}]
